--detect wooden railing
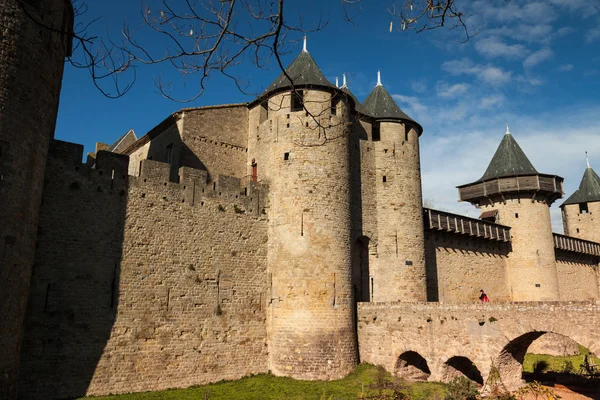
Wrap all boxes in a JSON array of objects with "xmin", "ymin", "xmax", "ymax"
[
  {"xmin": 458, "ymin": 174, "xmax": 563, "ymax": 202},
  {"xmin": 553, "ymin": 233, "xmax": 600, "ymax": 257},
  {"xmin": 423, "ymin": 208, "xmax": 511, "ymax": 242}
]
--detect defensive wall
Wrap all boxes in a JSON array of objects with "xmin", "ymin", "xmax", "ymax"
[
  {"xmin": 0, "ymin": 0, "xmax": 72, "ymax": 396},
  {"xmin": 19, "ymin": 140, "xmax": 270, "ymax": 399},
  {"xmin": 357, "ymin": 301, "xmax": 600, "ymax": 392},
  {"xmin": 424, "ymin": 208, "xmax": 600, "ymax": 303}
]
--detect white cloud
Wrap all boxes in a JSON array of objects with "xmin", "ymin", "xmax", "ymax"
[
  {"xmin": 556, "ymin": 64, "xmax": 574, "ymax": 72},
  {"xmin": 442, "ymin": 59, "xmax": 512, "ymax": 86},
  {"xmin": 586, "ymin": 26, "xmax": 600, "ymax": 43},
  {"xmin": 479, "ymin": 94, "xmax": 505, "ymax": 109},
  {"xmin": 472, "ymin": 0, "xmax": 557, "ymax": 25},
  {"xmin": 410, "ymin": 79, "xmax": 428, "ymax": 93},
  {"xmin": 474, "ymin": 36, "xmax": 530, "ymax": 59},
  {"xmin": 523, "ymin": 47, "xmax": 554, "ymax": 69},
  {"xmin": 391, "ymin": 94, "xmax": 428, "ymax": 123},
  {"xmin": 420, "ymin": 105, "xmax": 600, "ymax": 234},
  {"xmin": 436, "ymin": 82, "xmax": 470, "ymax": 98}
]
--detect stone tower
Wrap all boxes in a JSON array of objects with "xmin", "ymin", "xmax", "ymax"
[
  {"xmin": 561, "ymin": 158, "xmax": 600, "ymax": 242},
  {"xmin": 0, "ymin": 0, "xmax": 72, "ymax": 397},
  {"xmin": 361, "ymin": 72, "xmax": 426, "ymax": 302},
  {"xmin": 247, "ymin": 43, "xmax": 358, "ymax": 380},
  {"xmin": 457, "ymin": 126, "xmax": 563, "ymax": 301}
]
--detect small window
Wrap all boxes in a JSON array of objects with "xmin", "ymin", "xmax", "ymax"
[
  {"xmin": 166, "ymin": 144, "xmax": 173, "ymax": 165},
  {"xmin": 405, "ymin": 260, "xmax": 413, "ymax": 266},
  {"xmin": 515, "ymin": 213, "xmax": 519, "ymax": 218},
  {"xmin": 382, "ymin": 176, "xmax": 387, "ymax": 183},
  {"xmin": 291, "ymin": 90, "xmax": 304, "ymax": 112},
  {"xmin": 580, "ymin": 202, "xmax": 589, "ymax": 214},
  {"xmin": 331, "ymin": 98, "xmax": 338, "ymax": 115},
  {"xmin": 284, "ymin": 152, "xmax": 290, "ymax": 161},
  {"xmin": 577, "ymin": 228, "xmax": 580, "ymax": 233},
  {"xmin": 535, "ymin": 283, "xmax": 541, "ymax": 287},
  {"xmin": 372, "ymin": 123, "xmax": 380, "ymax": 141}
]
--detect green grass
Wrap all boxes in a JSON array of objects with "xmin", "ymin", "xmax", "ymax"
[
  {"xmin": 523, "ymin": 344, "xmax": 600, "ymax": 374},
  {"xmin": 79, "ymin": 364, "xmax": 447, "ymax": 400}
]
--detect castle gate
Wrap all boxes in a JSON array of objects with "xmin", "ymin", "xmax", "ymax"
[{"xmin": 357, "ymin": 302, "xmax": 600, "ymax": 391}]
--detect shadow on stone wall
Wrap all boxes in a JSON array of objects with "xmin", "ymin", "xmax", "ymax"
[{"xmin": 18, "ymin": 143, "xmax": 128, "ymax": 400}]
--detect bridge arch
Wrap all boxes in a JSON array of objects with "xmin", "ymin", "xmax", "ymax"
[
  {"xmin": 441, "ymin": 356, "xmax": 483, "ymax": 385},
  {"xmin": 494, "ymin": 330, "xmax": 598, "ymax": 391},
  {"xmin": 394, "ymin": 351, "xmax": 431, "ymax": 381}
]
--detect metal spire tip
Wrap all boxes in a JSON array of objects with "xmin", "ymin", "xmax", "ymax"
[
  {"xmin": 302, "ymin": 35, "xmax": 307, "ymax": 53},
  {"xmin": 376, "ymin": 70, "xmax": 382, "ymax": 86},
  {"xmin": 505, "ymin": 123, "xmax": 510, "ymax": 135}
]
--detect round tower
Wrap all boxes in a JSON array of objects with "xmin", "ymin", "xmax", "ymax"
[
  {"xmin": 247, "ymin": 43, "xmax": 357, "ymax": 379},
  {"xmin": 360, "ymin": 72, "xmax": 427, "ymax": 302},
  {"xmin": 457, "ymin": 125, "xmax": 564, "ymax": 301},
  {"xmin": 560, "ymin": 156, "xmax": 600, "ymax": 242},
  {"xmin": 0, "ymin": 0, "xmax": 73, "ymax": 397}
]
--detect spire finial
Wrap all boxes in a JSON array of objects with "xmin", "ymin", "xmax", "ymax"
[
  {"xmin": 342, "ymin": 73, "xmax": 347, "ymax": 88},
  {"xmin": 303, "ymin": 35, "xmax": 307, "ymax": 52},
  {"xmin": 335, "ymin": 77, "xmax": 339, "ymax": 88},
  {"xmin": 505, "ymin": 123, "xmax": 510, "ymax": 135},
  {"xmin": 586, "ymin": 151, "xmax": 591, "ymax": 169},
  {"xmin": 376, "ymin": 70, "xmax": 382, "ymax": 86}
]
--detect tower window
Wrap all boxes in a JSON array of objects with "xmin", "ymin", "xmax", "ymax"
[
  {"xmin": 331, "ymin": 98, "xmax": 338, "ymax": 115},
  {"xmin": 515, "ymin": 213, "xmax": 519, "ymax": 218},
  {"xmin": 166, "ymin": 144, "xmax": 173, "ymax": 165},
  {"xmin": 372, "ymin": 123, "xmax": 380, "ymax": 141},
  {"xmin": 580, "ymin": 202, "xmax": 589, "ymax": 214},
  {"xmin": 382, "ymin": 176, "xmax": 387, "ymax": 183},
  {"xmin": 284, "ymin": 152, "xmax": 290, "ymax": 161},
  {"xmin": 291, "ymin": 90, "xmax": 304, "ymax": 112}
]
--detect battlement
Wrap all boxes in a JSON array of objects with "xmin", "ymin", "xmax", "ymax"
[
  {"xmin": 46, "ymin": 139, "xmax": 267, "ymax": 217},
  {"xmin": 424, "ymin": 208, "xmax": 511, "ymax": 242}
]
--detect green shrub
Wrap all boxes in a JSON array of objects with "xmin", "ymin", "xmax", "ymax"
[
  {"xmin": 445, "ymin": 377, "xmax": 479, "ymax": 400},
  {"xmin": 532, "ymin": 360, "xmax": 549, "ymax": 374}
]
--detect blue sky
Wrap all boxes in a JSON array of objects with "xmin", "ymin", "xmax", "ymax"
[{"xmin": 56, "ymin": 0, "xmax": 600, "ymax": 232}]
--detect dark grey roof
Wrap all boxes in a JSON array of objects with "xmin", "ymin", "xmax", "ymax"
[
  {"xmin": 265, "ymin": 51, "xmax": 334, "ymax": 93},
  {"xmin": 361, "ymin": 85, "xmax": 421, "ymax": 133},
  {"xmin": 562, "ymin": 167, "xmax": 600, "ymax": 206},
  {"xmin": 340, "ymin": 86, "xmax": 361, "ymax": 113},
  {"xmin": 478, "ymin": 133, "xmax": 538, "ymax": 182}
]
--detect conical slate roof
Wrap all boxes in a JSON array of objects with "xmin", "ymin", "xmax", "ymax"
[
  {"xmin": 340, "ymin": 86, "xmax": 361, "ymax": 113},
  {"xmin": 562, "ymin": 166, "xmax": 600, "ymax": 206},
  {"xmin": 477, "ymin": 131, "xmax": 538, "ymax": 182},
  {"xmin": 361, "ymin": 84, "xmax": 417, "ymax": 123},
  {"xmin": 265, "ymin": 50, "xmax": 334, "ymax": 93}
]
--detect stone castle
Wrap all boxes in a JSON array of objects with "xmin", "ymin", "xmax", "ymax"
[{"xmin": 1, "ymin": 1, "xmax": 599, "ymax": 399}]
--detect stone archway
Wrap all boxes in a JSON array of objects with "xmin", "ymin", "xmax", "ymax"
[
  {"xmin": 395, "ymin": 351, "xmax": 431, "ymax": 381},
  {"xmin": 494, "ymin": 331, "xmax": 598, "ymax": 391},
  {"xmin": 442, "ymin": 356, "xmax": 484, "ymax": 385}
]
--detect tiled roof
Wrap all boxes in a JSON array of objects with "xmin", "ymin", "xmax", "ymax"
[{"xmin": 562, "ymin": 166, "xmax": 600, "ymax": 206}]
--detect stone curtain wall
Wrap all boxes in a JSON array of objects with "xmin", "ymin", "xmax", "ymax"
[
  {"xmin": 425, "ymin": 231, "xmax": 511, "ymax": 302},
  {"xmin": 357, "ymin": 302, "xmax": 600, "ymax": 392},
  {"xmin": 555, "ymin": 253, "xmax": 600, "ymax": 301},
  {"xmin": 182, "ymin": 105, "xmax": 249, "ymax": 181},
  {"xmin": 19, "ymin": 142, "xmax": 269, "ymax": 399},
  {"xmin": 0, "ymin": 1, "xmax": 72, "ymax": 397}
]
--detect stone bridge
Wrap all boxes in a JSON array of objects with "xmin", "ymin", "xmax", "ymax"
[{"xmin": 357, "ymin": 302, "xmax": 600, "ymax": 391}]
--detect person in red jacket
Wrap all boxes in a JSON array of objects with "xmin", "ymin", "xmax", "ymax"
[{"xmin": 479, "ymin": 290, "xmax": 489, "ymax": 302}]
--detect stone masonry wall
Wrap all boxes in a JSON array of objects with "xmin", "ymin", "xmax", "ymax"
[
  {"xmin": 480, "ymin": 197, "xmax": 559, "ymax": 301},
  {"xmin": 19, "ymin": 142, "xmax": 269, "ymax": 399},
  {"xmin": 562, "ymin": 201, "xmax": 600, "ymax": 243},
  {"xmin": 372, "ymin": 122, "xmax": 426, "ymax": 302},
  {"xmin": 248, "ymin": 89, "xmax": 358, "ymax": 380},
  {"xmin": 181, "ymin": 105, "xmax": 249, "ymax": 181},
  {"xmin": 425, "ymin": 231, "xmax": 511, "ymax": 303},
  {"xmin": 0, "ymin": 1, "xmax": 71, "ymax": 397},
  {"xmin": 555, "ymin": 252, "xmax": 599, "ymax": 301}
]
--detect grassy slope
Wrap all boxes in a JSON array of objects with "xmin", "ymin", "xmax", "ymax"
[
  {"xmin": 523, "ymin": 345, "xmax": 600, "ymax": 374},
  {"xmin": 80, "ymin": 364, "xmax": 447, "ymax": 400}
]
